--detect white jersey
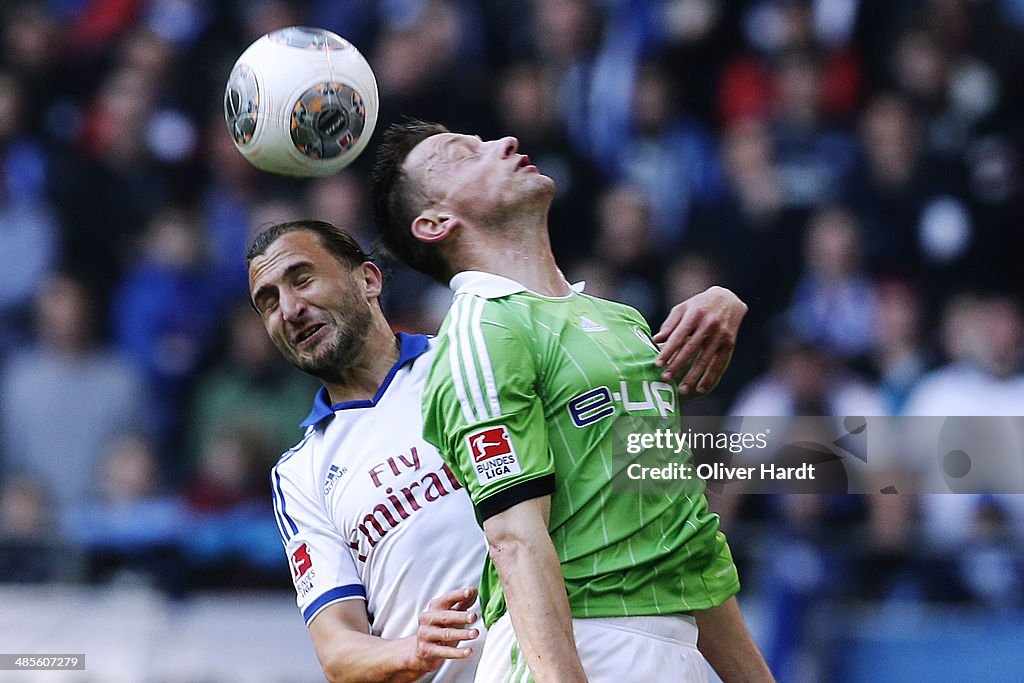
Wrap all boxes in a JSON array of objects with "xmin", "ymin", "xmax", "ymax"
[{"xmin": 271, "ymin": 333, "xmax": 487, "ymax": 681}]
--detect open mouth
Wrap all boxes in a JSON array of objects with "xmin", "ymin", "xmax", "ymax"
[
  {"xmin": 515, "ymin": 155, "xmax": 533, "ymax": 171},
  {"xmin": 295, "ymin": 323, "xmax": 326, "ymax": 345}
]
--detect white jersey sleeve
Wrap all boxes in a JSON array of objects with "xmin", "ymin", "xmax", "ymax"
[{"xmin": 272, "ymin": 432, "xmax": 365, "ymax": 625}]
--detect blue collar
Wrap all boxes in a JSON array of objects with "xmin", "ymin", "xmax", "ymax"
[{"xmin": 300, "ymin": 332, "xmax": 431, "ymax": 428}]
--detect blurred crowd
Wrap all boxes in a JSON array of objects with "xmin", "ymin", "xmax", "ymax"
[{"xmin": 0, "ymin": 0, "xmax": 1023, "ymax": 678}]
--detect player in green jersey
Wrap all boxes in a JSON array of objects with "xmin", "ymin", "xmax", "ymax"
[{"xmin": 370, "ymin": 121, "xmax": 774, "ymax": 682}]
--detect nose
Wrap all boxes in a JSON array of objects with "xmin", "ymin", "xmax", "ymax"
[
  {"xmin": 498, "ymin": 136, "xmax": 518, "ymax": 158},
  {"xmin": 279, "ymin": 289, "xmax": 307, "ymax": 323}
]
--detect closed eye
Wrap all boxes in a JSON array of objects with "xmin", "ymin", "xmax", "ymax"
[
  {"xmin": 451, "ymin": 148, "xmax": 478, "ymax": 163},
  {"xmin": 445, "ymin": 136, "xmax": 480, "ymax": 162},
  {"xmin": 257, "ymin": 295, "xmax": 278, "ymax": 316}
]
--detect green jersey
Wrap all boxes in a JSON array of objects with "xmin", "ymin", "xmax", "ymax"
[{"xmin": 422, "ymin": 272, "xmax": 738, "ymax": 627}]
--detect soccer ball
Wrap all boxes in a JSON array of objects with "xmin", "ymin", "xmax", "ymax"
[{"xmin": 224, "ymin": 26, "xmax": 379, "ymax": 178}]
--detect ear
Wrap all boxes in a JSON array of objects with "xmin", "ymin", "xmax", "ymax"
[
  {"xmin": 357, "ymin": 261, "xmax": 384, "ymax": 300},
  {"xmin": 411, "ymin": 211, "xmax": 459, "ymax": 244}
]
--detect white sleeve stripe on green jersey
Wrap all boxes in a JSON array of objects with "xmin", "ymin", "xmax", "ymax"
[
  {"xmin": 447, "ymin": 295, "xmax": 480, "ymax": 424},
  {"xmin": 449, "ymin": 295, "xmax": 502, "ymax": 422},
  {"xmin": 456, "ymin": 296, "xmax": 491, "ymax": 420},
  {"xmin": 469, "ymin": 296, "xmax": 502, "ymax": 418}
]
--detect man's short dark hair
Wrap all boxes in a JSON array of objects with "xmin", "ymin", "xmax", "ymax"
[
  {"xmin": 370, "ymin": 119, "xmax": 452, "ymax": 284},
  {"xmin": 245, "ymin": 219, "xmax": 370, "ymax": 270}
]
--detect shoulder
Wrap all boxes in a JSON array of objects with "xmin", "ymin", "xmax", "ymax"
[
  {"xmin": 580, "ymin": 291, "xmax": 644, "ymax": 317},
  {"xmin": 902, "ymin": 364, "xmax": 987, "ymax": 416},
  {"xmin": 273, "ymin": 427, "xmax": 317, "ymax": 475},
  {"xmin": 728, "ymin": 375, "xmax": 792, "ymax": 416},
  {"xmin": 1, "ymin": 349, "xmax": 45, "ymax": 380},
  {"xmin": 444, "ymin": 292, "xmax": 530, "ymax": 329},
  {"xmin": 834, "ymin": 372, "xmax": 887, "ymax": 416},
  {"xmin": 579, "ymin": 292, "xmax": 650, "ymax": 331},
  {"xmin": 96, "ymin": 350, "xmax": 147, "ymax": 380},
  {"xmin": 432, "ymin": 296, "xmax": 532, "ymax": 361}
]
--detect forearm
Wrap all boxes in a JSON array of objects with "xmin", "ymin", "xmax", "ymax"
[
  {"xmin": 694, "ymin": 596, "xmax": 775, "ymax": 683},
  {"xmin": 315, "ymin": 630, "xmax": 424, "ymax": 683},
  {"xmin": 489, "ymin": 532, "xmax": 586, "ymax": 682}
]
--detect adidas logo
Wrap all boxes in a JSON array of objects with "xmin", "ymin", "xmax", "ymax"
[{"xmin": 580, "ymin": 316, "xmax": 607, "ymax": 332}]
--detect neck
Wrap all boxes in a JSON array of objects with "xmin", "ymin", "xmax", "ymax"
[
  {"xmin": 320, "ymin": 318, "xmax": 400, "ymax": 405},
  {"xmin": 457, "ymin": 214, "xmax": 571, "ymax": 297}
]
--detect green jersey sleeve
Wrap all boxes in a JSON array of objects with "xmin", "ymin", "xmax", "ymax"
[{"xmin": 423, "ymin": 294, "xmax": 555, "ymax": 521}]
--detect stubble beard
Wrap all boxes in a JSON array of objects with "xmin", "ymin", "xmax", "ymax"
[{"xmin": 292, "ymin": 306, "xmax": 373, "ymax": 384}]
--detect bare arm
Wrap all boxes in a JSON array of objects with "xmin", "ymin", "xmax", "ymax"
[
  {"xmin": 653, "ymin": 286, "xmax": 748, "ymax": 398},
  {"xmin": 483, "ymin": 496, "xmax": 587, "ymax": 682},
  {"xmin": 308, "ymin": 588, "xmax": 479, "ymax": 683},
  {"xmin": 694, "ymin": 596, "xmax": 775, "ymax": 683}
]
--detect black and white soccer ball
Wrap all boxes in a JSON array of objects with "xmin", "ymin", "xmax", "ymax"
[{"xmin": 224, "ymin": 26, "xmax": 378, "ymax": 178}]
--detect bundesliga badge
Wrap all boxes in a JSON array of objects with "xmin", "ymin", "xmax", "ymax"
[{"xmin": 468, "ymin": 425, "xmax": 522, "ymax": 485}]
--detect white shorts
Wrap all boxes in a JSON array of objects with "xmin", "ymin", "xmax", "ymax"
[{"xmin": 474, "ymin": 612, "xmax": 708, "ymax": 683}]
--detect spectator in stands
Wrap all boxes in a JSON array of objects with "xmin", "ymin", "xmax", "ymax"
[
  {"xmin": 188, "ymin": 300, "xmax": 317, "ymax": 465},
  {"xmin": 0, "ymin": 475, "xmax": 50, "ymax": 540},
  {"xmin": 0, "ymin": 70, "xmax": 50, "ymax": 204},
  {"xmin": 306, "ymin": 0, "xmax": 378, "ymax": 51},
  {"xmin": 687, "ymin": 116, "xmax": 805, "ymax": 367},
  {"xmin": 951, "ymin": 492, "xmax": 1024, "ymax": 612},
  {"xmin": 663, "ymin": 252, "xmax": 724, "ymax": 309},
  {"xmin": 373, "ymin": 0, "xmax": 491, "ymax": 136},
  {"xmin": 886, "ymin": 23, "xmax": 1001, "ymax": 162},
  {"xmin": 112, "ymin": 206, "xmax": 219, "ymax": 453},
  {"xmin": 0, "ymin": 2, "xmax": 61, "ymax": 140},
  {"xmin": 901, "ymin": 294, "xmax": 1024, "ymax": 569},
  {"xmin": 303, "ymin": 170, "xmax": 374, "ymax": 249},
  {"xmin": 616, "ymin": 59, "xmax": 725, "ymax": 244},
  {"xmin": 869, "ymin": 278, "xmax": 933, "ymax": 414},
  {"xmin": 185, "ymin": 425, "xmax": 272, "ymax": 514},
  {"xmin": 63, "ymin": 433, "xmax": 185, "ymax": 590},
  {"xmin": 58, "ymin": 65, "xmax": 172, "ymax": 297},
  {"xmin": 903, "ymin": 293, "xmax": 1024, "ymax": 417},
  {"xmin": 493, "ymin": 60, "xmax": 605, "ymax": 269},
  {"xmin": 768, "ymin": 48, "xmax": 859, "ymax": 210},
  {"xmin": 201, "ymin": 110, "xmax": 264, "ymax": 310},
  {"xmin": 530, "ymin": 0, "xmax": 642, "ymax": 165},
  {"xmin": 0, "ymin": 70, "xmax": 59, "ymax": 357},
  {"xmin": 787, "ymin": 206, "xmax": 877, "ymax": 360},
  {"xmin": 590, "ymin": 182, "xmax": 665, "ymax": 321},
  {"xmin": 0, "ymin": 474, "xmax": 56, "ymax": 583},
  {"xmin": 239, "ymin": 0, "xmax": 302, "ymax": 41},
  {"xmin": 845, "ymin": 92, "xmax": 971, "ymax": 282},
  {"xmin": 0, "ymin": 272, "xmax": 152, "ymax": 519},
  {"xmin": 114, "ymin": 28, "xmax": 199, "ymax": 169},
  {"xmin": 718, "ymin": 0, "xmax": 863, "ymax": 126},
  {"xmin": 729, "ymin": 324, "xmax": 885, "ymax": 418},
  {"xmin": 182, "ymin": 426, "xmax": 283, "ymax": 589}
]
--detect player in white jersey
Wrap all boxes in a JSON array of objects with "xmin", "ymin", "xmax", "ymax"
[
  {"xmin": 246, "ymin": 219, "xmax": 750, "ymax": 681},
  {"xmin": 271, "ymin": 330, "xmax": 487, "ymax": 681},
  {"xmin": 249, "ymin": 220, "xmax": 484, "ymax": 682}
]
